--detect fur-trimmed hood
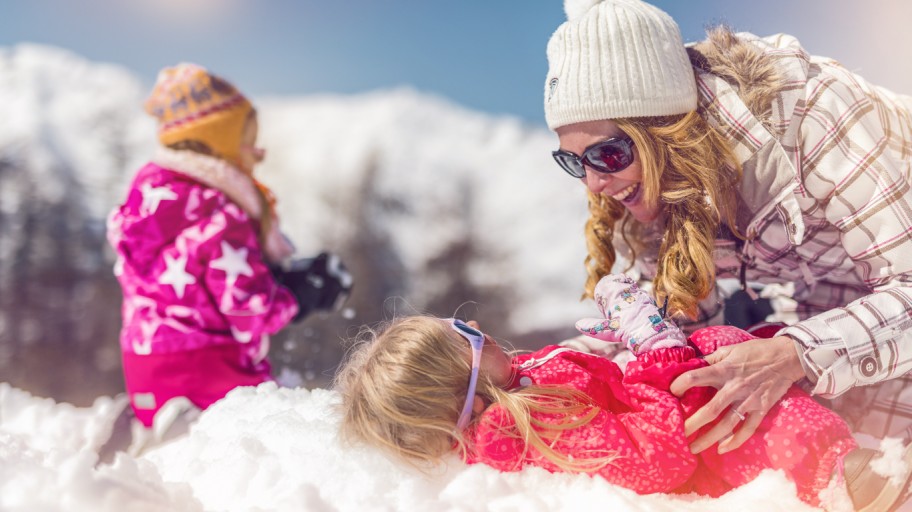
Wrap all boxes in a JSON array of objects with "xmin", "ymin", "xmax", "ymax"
[
  {"xmin": 686, "ymin": 29, "xmax": 812, "ymax": 242},
  {"xmin": 687, "ymin": 27, "xmax": 787, "ymax": 134}
]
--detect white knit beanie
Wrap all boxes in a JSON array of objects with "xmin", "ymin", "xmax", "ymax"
[{"xmin": 544, "ymin": 0, "xmax": 698, "ymax": 130}]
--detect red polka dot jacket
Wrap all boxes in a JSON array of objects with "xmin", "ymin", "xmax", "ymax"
[{"xmin": 467, "ymin": 326, "xmax": 857, "ymax": 506}]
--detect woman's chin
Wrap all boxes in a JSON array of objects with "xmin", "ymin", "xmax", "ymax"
[{"xmin": 628, "ymin": 205, "xmax": 660, "ymax": 224}]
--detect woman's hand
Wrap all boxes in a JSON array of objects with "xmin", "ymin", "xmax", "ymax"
[{"xmin": 669, "ymin": 335, "xmax": 806, "ymax": 454}]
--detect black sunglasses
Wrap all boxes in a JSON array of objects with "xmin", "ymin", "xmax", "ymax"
[{"xmin": 552, "ymin": 135, "xmax": 636, "ymax": 179}]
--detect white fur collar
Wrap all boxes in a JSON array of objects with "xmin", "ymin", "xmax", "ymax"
[
  {"xmin": 151, "ymin": 146, "xmax": 295, "ymax": 263},
  {"xmin": 152, "ymin": 146, "xmax": 264, "ymax": 220}
]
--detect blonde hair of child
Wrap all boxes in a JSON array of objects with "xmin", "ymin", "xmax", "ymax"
[{"xmin": 335, "ymin": 316, "xmax": 615, "ymax": 472}]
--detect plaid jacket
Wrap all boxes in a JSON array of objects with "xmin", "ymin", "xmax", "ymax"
[{"xmin": 633, "ymin": 33, "xmax": 912, "ymax": 440}]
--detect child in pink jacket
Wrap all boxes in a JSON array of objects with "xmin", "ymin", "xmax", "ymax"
[
  {"xmin": 336, "ymin": 274, "xmax": 912, "ymax": 510},
  {"xmin": 107, "ymin": 64, "xmax": 299, "ymax": 431}
]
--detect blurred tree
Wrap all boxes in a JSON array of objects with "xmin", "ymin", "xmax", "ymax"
[
  {"xmin": 0, "ymin": 150, "xmax": 122, "ymax": 405},
  {"xmin": 270, "ymin": 153, "xmax": 410, "ymax": 388}
]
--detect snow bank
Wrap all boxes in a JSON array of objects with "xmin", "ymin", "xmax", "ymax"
[{"xmin": 1, "ymin": 382, "xmax": 829, "ymax": 511}]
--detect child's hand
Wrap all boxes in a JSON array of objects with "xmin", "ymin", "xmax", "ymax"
[
  {"xmin": 274, "ymin": 252, "xmax": 353, "ymax": 323},
  {"xmin": 577, "ymin": 273, "xmax": 686, "ymax": 355},
  {"xmin": 591, "ymin": 274, "xmax": 641, "ymax": 317}
]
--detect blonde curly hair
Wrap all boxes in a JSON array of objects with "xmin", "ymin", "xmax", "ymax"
[
  {"xmin": 335, "ymin": 316, "xmax": 614, "ymax": 472},
  {"xmin": 582, "ymin": 27, "xmax": 787, "ymax": 320},
  {"xmin": 582, "ymin": 111, "xmax": 742, "ymax": 319}
]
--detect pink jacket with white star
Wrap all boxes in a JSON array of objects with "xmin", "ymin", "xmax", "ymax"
[{"xmin": 108, "ymin": 150, "xmax": 297, "ymax": 370}]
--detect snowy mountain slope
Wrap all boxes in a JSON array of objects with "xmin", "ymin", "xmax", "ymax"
[
  {"xmin": 0, "ymin": 44, "xmax": 153, "ymax": 218},
  {"xmin": 255, "ymin": 88, "xmax": 593, "ymax": 331}
]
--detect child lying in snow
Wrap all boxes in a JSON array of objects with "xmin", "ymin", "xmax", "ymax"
[{"xmin": 336, "ymin": 274, "xmax": 912, "ymax": 511}]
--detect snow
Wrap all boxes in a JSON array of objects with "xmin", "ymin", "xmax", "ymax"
[
  {"xmin": 873, "ymin": 437, "xmax": 912, "ymax": 488},
  {"xmin": 1, "ymin": 381, "xmax": 835, "ymax": 512}
]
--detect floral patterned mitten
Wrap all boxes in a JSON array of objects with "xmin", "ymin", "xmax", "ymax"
[{"xmin": 575, "ymin": 274, "xmax": 686, "ymax": 355}]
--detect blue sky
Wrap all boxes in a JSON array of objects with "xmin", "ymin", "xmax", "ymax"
[{"xmin": 2, "ymin": 0, "xmax": 910, "ymax": 125}]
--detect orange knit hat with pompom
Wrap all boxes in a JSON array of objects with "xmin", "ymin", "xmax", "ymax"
[{"xmin": 144, "ymin": 63, "xmax": 253, "ymax": 168}]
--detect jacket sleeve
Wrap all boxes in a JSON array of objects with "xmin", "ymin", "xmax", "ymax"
[
  {"xmin": 199, "ymin": 203, "xmax": 299, "ymax": 345},
  {"xmin": 473, "ymin": 349, "xmax": 705, "ymax": 494},
  {"xmin": 779, "ymin": 62, "xmax": 912, "ymax": 397}
]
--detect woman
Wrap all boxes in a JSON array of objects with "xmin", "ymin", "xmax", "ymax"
[{"xmin": 545, "ymin": 0, "xmax": 912, "ymax": 455}]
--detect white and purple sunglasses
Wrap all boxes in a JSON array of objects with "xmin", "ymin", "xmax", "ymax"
[{"xmin": 449, "ymin": 318, "xmax": 485, "ymax": 431}]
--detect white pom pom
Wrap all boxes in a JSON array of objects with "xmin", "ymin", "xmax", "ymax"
[{"xmin": 564, "ymin": 0, "xmax": 603, "ymax": 21}]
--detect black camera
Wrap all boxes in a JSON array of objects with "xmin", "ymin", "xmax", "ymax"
[{"xmin": 273, "ymin": 252, "xmax": 352, "ymax": 323}]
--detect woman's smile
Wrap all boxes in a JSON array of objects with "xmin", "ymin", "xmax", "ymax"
[{"xmin": 612, "ymin": 183, "xmax": 640, "ymax": 203}]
